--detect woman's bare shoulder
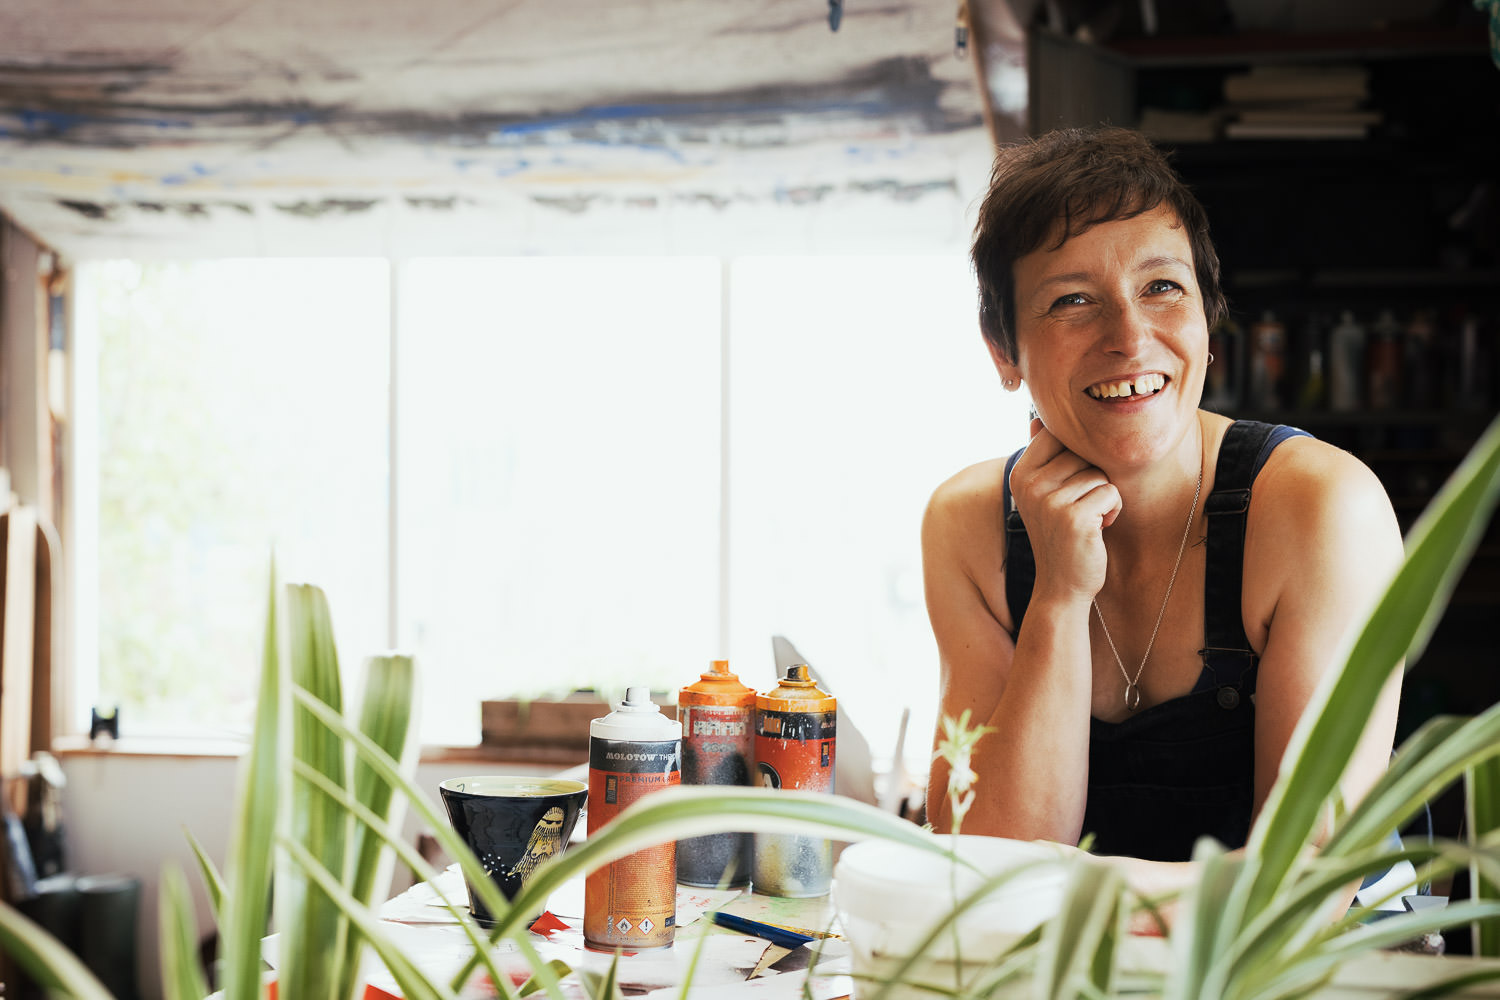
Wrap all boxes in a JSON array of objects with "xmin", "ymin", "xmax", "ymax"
[
  {"xmin": 1254, "ymin": 434, "xmax": 1391, "ymax": 514},
  {"xmin": 927, "ymin": 456, "xmax": 1012, "ymax": 520},
  {"xmin": 922, "ymin": 456, "xmax": 1013, "ymax": 611}
]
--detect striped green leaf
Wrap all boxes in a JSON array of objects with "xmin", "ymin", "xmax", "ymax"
[
  {"xmin": 0, "ymin": 900, "xmax": 115, "ymax": 1000},
  {"xmin": 184, "ymin": 825, "xmax": 226, "ymax": 920},
  {"xmin": 337, "ymin": 653, "xmax": 415, "ymax": 1000},
  {"xmin": 222, "ymin": 561, "xmax": 283, "ymax": 1000},
  {"xmin": 281, "ymin": 582, "xmax": 350, "ymax": 1000},
  {"xmin": 1469, "ymin": 756, "xmax": 1500, "ymax": 957},
  {"xmin": 159, "ymin": 864, "xmax": 211, "ymax": 1000}
]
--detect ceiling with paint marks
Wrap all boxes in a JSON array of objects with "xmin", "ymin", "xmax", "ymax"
[{"xmin": 0, "ymin": 0, "xmax": 1026, "ymax": 258}]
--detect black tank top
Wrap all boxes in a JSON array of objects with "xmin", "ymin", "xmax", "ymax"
[{"xmin": 1000, "ymin": 420, "xmax": 1310, "ymax": 862}]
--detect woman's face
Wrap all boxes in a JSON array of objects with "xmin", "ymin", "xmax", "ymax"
[{"xmin": 993, "ymin": 204, "xmax": 1209, "ymax": 471}]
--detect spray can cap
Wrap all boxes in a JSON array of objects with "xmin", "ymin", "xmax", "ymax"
[
  {"xmin": 616, "ymin": 686, "xmax": 658, "ymax": 712},
  {"xmin": 592, "ymin": 686, "xmax": 679, "ymax": 740},
  {"xmin": 782, "ymin": 664, "xmax": 815, "ymax": 686},
  {"xmin": 680, "ymin": 659, "xmax": 755, "ymax": 706}
]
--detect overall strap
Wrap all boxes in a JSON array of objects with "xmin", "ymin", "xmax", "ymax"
[
  {"xmin": 1197, "ymin": 420, "xmax": 1310, "ymax": 700},
  {"xmin": 1002, "ymin": 449, "xmax": 1035, "ymax": 631}
]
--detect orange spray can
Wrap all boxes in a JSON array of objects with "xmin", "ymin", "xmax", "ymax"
[
  {"xmin": 753, "ymin": 663, "xmax": 836, "ymax": 897},
  {"xmin": 677, "ymin": 659, "xmax": 756, "ymax": 888},
  {"xmin": 584, "ymin": 687, "xmax": 680, "ymax": 951}
]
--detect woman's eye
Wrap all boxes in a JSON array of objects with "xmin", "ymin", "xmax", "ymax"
[
  {"xmin": 1146, "ymin": 279, "xmax": 1183, "ymax": 295},
  {"xmin": 1051, "ymin": 293, "xmax": 1088, "ymax": 309}
]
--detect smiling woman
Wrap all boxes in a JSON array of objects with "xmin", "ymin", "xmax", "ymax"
[{"xmin": 924, "ymin": 128, "xmax": 1405, "ymax": 883}]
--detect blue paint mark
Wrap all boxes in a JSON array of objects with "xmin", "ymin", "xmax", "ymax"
[{"xmin": 14, "ymin": 106, "xmax": 194, "ymax": 135}]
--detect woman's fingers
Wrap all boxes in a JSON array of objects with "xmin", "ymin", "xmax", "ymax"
[{"xmin": 1006, "ymin": 425, "xmax": 1122, "ymax": 602}]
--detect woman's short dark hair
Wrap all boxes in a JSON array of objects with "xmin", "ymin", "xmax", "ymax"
[{"xmin": 971, "ymin": 126, "xmax": 1226, "ymax": 362}]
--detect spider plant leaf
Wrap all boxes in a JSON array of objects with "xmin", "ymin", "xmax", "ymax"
[
  {"xmin": 288, "ymin": 756, "xmax": 529, "ymax": 1000},
  {"xmin": 285, "ymin": 688, "xmax": 551, "ymax": 1000},
  {"xmin": 281, "ymin": 836, "xmax": 457, "ymax": 1000},
  {"xmin": 1322, "ymin": 714, "xmax": 1476, "ymax": 856},
  {"xmin": 1164, "ymin": 840, "xmax": 1241, "ymax": 1000},
  {"xmin": 518, "ymin": 960, "xmax": 575, "ymax": 998},
  {"xmin": 159, "ymin": 864, "xmax": 211, "ymax": 1000},
  {"xmin": 499, "ymin": 786, "xmax": 954, "ymax": 940},
  {"xmin": 1035, "ymin": 859, "xmax": 1124, "ymax": 1000},
  {"xmin": 1227, "ymin": 841, "xmax": 1443, "ymax": 980},
  {"xmin": 222, "ymin": 562, "xmax": 283, "ymax": 1000},
  {"xmin": 1243, "ymin": 414, "xmax": 1500, "ymax": 917},
  {"xmin": 0, "ymin": 900, "xmax": 115, "ymax": 1000},
  {"xmin": 288, "ymin": 687, "xmax": 521, "ymax": 947},
  {"xmin": 1396, "ymin": 966, "xmax": 1500, "ymax": 1000},
  {"xmin": 597, "ymin": 950, "xmax": 623, "ymax": 1000},
  {"xmin": 280, "ymin": 582, "xmax": 350, "ymax": 1000},
  {"xmin": 1252, "ymin": 898, "xmax": 1500, "ymax": 1000},
  {"xmin": 1468, "ymin": 755, "xmax": 1500, "ymax": 957},
  {"xmin": 465, "ymin": 785, "xmax": 957, "ymax": 990},
  {"xmin": 338, "ymin": 653, "xmax": 415, "ymax": 1000},
  {"xmin": 184, "ymin": 824, "xmax": 226, "ymax": 920}
]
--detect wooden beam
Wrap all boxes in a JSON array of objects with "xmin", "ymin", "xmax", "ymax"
[
  {"xmin": 1, "ymin": 505, "xmax": 38, "ymax": 776},
  {"xmin": 1, "ymin": 218, "xmax": 48, "ymax": 513}
]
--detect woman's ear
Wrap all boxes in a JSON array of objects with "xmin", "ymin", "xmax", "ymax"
[{"xmin": 986, "ymin": 337, "xmax": 1022, "ymax": 391}]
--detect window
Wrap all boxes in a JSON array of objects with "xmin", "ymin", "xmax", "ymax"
[
  {"xmin": 72, "ymin": 255, "xmax": 1028, "ymax": 766},
  {"xmin": 76, "ymin": 259, "xmax": 389, "ymax": 737}
]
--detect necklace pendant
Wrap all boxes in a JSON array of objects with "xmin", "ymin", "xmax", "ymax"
[{"xmin": 1124, "ymin": 682, "xmax": 1142, "ymax": 712}]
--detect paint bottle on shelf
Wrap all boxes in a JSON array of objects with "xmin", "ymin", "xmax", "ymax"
[
  {"xmin": 1366, "ymin": 308, "xmax": 1402, "ymax": 411},
  {"xmin": 1328, "ymin": 310, "xmax": 1366, "ymax": 412},
  {"xmin": 1298, "ymin": 312, "xmax": 1327, "ymax": 411},
  {"xmin": 677, "ymin": 659, "xmax": 756, "ymax": 888},
  {"xmin": 1402, "ymin": 309, "xmax": 1437, "ymax": 410},
  {"xmin": 1203, "ymin": 314, "xmax": 1243, "ymax": 411},
  {"xmin": 1248, "ymin": 309, "xmax": 1286, "ymax": 410},
  {"xmin": 753, "ymin": 664, "xmax": 836, "ymax": 898},
  {"xmin": 584, "ymin": 687, "xmax": 681, "ymax": 951}
]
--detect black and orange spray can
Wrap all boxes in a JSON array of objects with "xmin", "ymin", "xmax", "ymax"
[
  {"xmin": 584, "ymin": 687, "xmax": 681, "ymax": 951},
  {"xmin": 753, "ymin": 663, "xmax": 836, "ymax": 897},
  {"xmin": 677, "ymin": 659, "xmax": 756, "ymax": 888}
]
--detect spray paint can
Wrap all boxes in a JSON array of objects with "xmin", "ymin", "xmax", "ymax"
[
  {"xmin": 677, "ymin": 659, "xmax": 756, "ymax": 888},
  {"xmin": 584, "ymin": 687, "xmax": 681, "ymax": 951},
  {"xmin": 753, "ymin": 664, "xmax": 836, "ymax": 897}
]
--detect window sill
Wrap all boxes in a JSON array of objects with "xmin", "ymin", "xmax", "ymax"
[{"xmin": 50, "ymin": 734, "xmax": 586, "ymax": 767}]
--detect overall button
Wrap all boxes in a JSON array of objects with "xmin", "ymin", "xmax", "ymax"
[{"xmin": 1217, "ymin": 687, "xmax": 1240, "ymax": 710}]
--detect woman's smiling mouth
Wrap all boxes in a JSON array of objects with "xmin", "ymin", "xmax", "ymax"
[{"xmin": 1085, "ymin": 373, "xmax": 1167, "ymax": 400}]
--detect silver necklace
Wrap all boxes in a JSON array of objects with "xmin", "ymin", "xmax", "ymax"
[{"xmin": 1093, "ymin": 458, "xmax": 1204, "ymax": 712}]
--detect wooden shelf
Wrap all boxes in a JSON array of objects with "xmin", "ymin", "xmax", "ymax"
[{"xmin": 1106, "ymin": 25, "xmax": 1489, "ymax": 67}]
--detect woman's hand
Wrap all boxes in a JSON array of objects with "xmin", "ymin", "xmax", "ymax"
[{"xmin": 1007, "ymin": 417, "xmax": 1124, "ymax": 607}]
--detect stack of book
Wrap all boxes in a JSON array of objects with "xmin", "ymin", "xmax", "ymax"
[{"xmin": 1221, "ymin": 63, "xmax": 1381, "ymax": 139}]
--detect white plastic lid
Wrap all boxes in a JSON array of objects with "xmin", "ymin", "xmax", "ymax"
[
  {"xmin": 833, "ymin": 833, "xmax": 1066, "ymax": 957},
  {"xmin": 590, "ymin": 686, "xmax": 680, "ymax": 741}
]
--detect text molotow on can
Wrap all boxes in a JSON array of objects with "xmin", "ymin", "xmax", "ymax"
[{"xmin": 584, "ymin": 687, "xmax": 681, "ymax": 951}]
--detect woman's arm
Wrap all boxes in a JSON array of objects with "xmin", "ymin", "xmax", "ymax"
[
  {"xmin": 924, "ymin": 425, "xmax": 1121, "ymax": 840},
  {"xmin": 1243, "ymin": 438, "xmax": 1404, "ymax": 835}
]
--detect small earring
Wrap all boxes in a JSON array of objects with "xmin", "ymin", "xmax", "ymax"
[
  {"xmin": 1207, "ymin": 352, "xmax": 1216, "ymax": 365},
  {"xmin": 1004, "ymin": 378, "xmax": 1017, "ymax": 390}
]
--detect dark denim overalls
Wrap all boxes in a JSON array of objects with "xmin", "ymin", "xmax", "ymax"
[{"xmin": 1001, "ymin": 420, "xmax": 1308, "ymax": 862}]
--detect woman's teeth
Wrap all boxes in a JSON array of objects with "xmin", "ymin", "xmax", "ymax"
[{"xmin": 1086, "ymin": 374, "xmax": 1166, "ymax": 399}]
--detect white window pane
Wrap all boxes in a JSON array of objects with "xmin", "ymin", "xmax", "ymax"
[
  {"xmin": 83, "ymin": 259, "xmax": 390, "ymax": 738},
  {"xmin": 727, "ymin": 256, "xmax": 1030, "ymax": 771},
  {"xmin": 397, "ymin": 257, "xmax": 721, "ymax": 746}
]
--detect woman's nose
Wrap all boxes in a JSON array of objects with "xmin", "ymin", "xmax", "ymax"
[{"xmin": 1100, "ymin": 300, "xmax": 1153, "ymax": 354}]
